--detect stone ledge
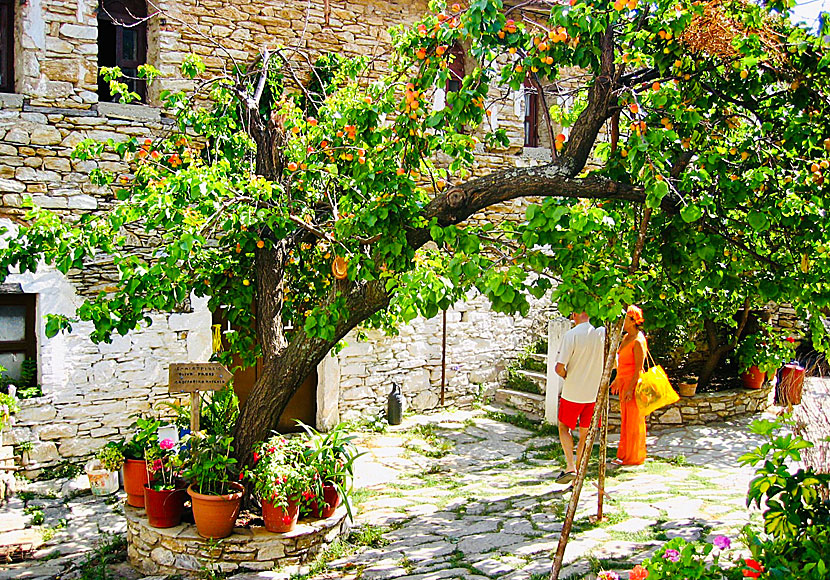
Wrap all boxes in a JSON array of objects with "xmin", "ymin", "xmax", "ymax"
[
  {"xmin": 96, "ymin": 101, "xmax": 161, "ymax": 122},
  {"xmin": 125, "ymin": 503, "xmax": 350, "ymax": 577},
  {"xmin": 0, "ymin": 94, "xmax": 24, "ymax": 109}
]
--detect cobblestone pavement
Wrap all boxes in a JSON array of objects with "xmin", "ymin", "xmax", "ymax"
[{"xmin": 0, "ymin": 394, "xmax": 799, "ymax": 580}]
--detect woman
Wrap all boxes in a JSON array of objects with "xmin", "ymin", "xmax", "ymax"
[{"xmin": 610, "ymin": 305, "xmax": 647, "ymax": 466}]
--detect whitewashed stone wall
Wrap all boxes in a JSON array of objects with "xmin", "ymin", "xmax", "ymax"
[
  {"xmin": 331, "ymin": 291, "xmax": 556, "ymax": 424},
  {"xmin": 4, "ymin": 264, "xmax": 212, "ymax": 475}
]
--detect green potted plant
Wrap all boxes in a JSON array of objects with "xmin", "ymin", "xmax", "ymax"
[
  {"xmin": 736, "ymin": 332, "xmax": 797, "ymax": 390},
  {"xmin": 86, "ymin": 442, "xmax": 123, "ymax": 496},
  {"xmin": 144, "ymin": 437, "xmax": 188, "ymax": 528},
  {"xmin": 121, "ymin": 416, "xmax": 161, "ymax": 507},
  {"xmin": 245, "ymin": 436, "xmax": 315, "ymax": 533},
  {"xmin": 185, "ymin": 432, "xmax": 242, "ymax": 539},
  {"xmin": 677, "ymin": 375, "xmax": 698, "ymax": 397},
  {"xmin": 298, "ymin": 421, "xmax": 363, "ymax": 519}
]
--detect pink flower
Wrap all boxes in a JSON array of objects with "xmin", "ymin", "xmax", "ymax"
[
  {"xmin": 159, "ymin": 438, "xmax": 175, "ymax": 450},
  {"xmin": 713, "ymin": 535, "xmax": 731, "ymax": 550},
  {"xmin": 663, "ymin": 549, "xmax": 680, "ymax": 563},
  {"xmin": 152, "ymin": 459, "xmax": 163, "ymax": 471},
  {"xmin": 598, "ymin": 572, "xmax": 619, "ymax": 580}
]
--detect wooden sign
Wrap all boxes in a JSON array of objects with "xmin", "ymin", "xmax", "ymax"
[{"xmin": 168, "ymin": 363, "xmax": 233, "ymax": 394}]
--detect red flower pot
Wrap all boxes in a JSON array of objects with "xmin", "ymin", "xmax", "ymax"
[
  {"xmin": 188, "ymin": 482, "xmax": 244, "ymax": 539},
  {"xmin": 144, "ymin": 486, "xmax": 186, "ymax": 528},
  {"xmin": 740, "ymin": 365, "xmax": 766, "ymax": 390},
  {"xmin": 316, "ymin": 484, "xmax": 341, "ymax": 519},
  {"xmin": 123, "ymin": 459, "xmax": 150, "ymax": 507},
  {"xmin": 262, "ymin": 499, "xmax": 299, "ymax": 533}
]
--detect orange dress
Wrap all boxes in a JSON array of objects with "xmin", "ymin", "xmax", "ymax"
[{"xmin": 616, "ymin": 333, "xmax": 647, "ymax": 465}]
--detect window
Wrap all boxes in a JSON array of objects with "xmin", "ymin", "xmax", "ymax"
[
  {"xmin": 523, "ymin": 79, "xmax": 539, "ymax": 147},
  {"xmin": 0, "ymin": 0, "xmax": 13, "ymax": 93},
  {"xmin": 0, "ymin": 293, "xmax": 36, "ymax": 384},
  {"xmin": 98, "ymin": 0, "xmax": 147, "ymax": 102},
  {"xmin": 446, "ymin": 43, "xmax": 465, "ymax": 94}
]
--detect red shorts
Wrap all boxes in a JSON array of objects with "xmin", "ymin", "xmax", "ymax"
[{"xmin": 558, "ymin": 399, "xmax": 596, "ymax": 429}]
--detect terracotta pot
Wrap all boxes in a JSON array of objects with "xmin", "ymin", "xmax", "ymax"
[
  {"xmin": 188, "ymin": 482, "xmax": 244, "ymax": 539},
  {"xmin": 316, "ymin": 484, "xmax": 341, "ymax": 519},
  {"xmin": 144, "ymin": 486, "xmax": 187, "ymax": 528},
  {"xmin": 123, "ymin": 459, "xmax": 150, "ymax": 507},
  {"xmin": 740, "ymin": 365, "xmax": 766, "ymax": 390},
  {"xmin": 261, "ymin": 499, "xmax": 300, "ymax": 533},
  {"xmin": 678, "ymin": 382, "xmax": 698, "ymax": 397}
]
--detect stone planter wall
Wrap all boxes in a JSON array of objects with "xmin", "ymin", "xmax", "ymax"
[
  {"xmin": 125, "ymin": 504, "xmax": 350, "ymax": 577},
  {"xmin": 609, "ymin": 382, "xmax": 775, "ymax": 431}
]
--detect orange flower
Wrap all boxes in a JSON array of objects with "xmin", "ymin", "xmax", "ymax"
[{"xmin": 630, "ymin": 565, "xmax": 649, "ymax": 580}]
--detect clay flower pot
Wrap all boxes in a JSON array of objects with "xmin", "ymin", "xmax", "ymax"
[
  {"xmin": 262, "ymin": 499, "xmax": 300, "ymax": 533},
  {"xmin": 314, "ymin": 484, "xmax": 341, "ymax": 519},
  {"xmin": 123, "ymin": 459, "xmax": 150, "ymax": 507},
  {"xmin": 740, "ymin": 365, "xmax": 766, "ymax": 390},
  {"xmin": 144, "ymin": 486, "xmax": 186, "ymax": 528},
  {"xmin": 677, "ymin": 381, "xmax": 698, "ymax": 397},
  {"xmin": 188, "ymin": 482, "xmax": 244, "ymax": 539}
]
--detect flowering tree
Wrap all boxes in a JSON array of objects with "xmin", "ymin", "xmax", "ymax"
[{"xmin": 0, "ymin": 0, "xmax": 829, "ymax": 464}]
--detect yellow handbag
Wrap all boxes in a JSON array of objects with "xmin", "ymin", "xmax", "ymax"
[{"xmin": 635, "ymin": 350, "xmax": 679, "ymax": 416}]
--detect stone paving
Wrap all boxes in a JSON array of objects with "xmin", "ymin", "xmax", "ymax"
[{"xmin": 0, "ymin": 400, "xmax": 785, "ymax": 580}]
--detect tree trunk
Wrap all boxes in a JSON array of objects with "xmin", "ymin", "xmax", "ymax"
[
  {"xmin": 698, "ymin": 344, "xmax": 732, "ymax": 388},
  {"xmin": 232, "ymin": 279, "xmax": 390, "ymax": 466}
]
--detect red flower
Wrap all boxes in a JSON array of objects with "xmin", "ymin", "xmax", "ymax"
[
  {"xmin": 253, "ymin": 452, "xmax": 260, "ymax": 463},
  {"xmin": 785, "ymin": 336, "xmax": 795, "ymax": 343},
  {"xmin": 743, "ymin": 559, "xmax": 763, "ymax": 578},
  {"xmin": 282, "ymin": 515, "xmax": 292, "ymax": 525},
  {"xmin": 238, "ymin": 472, "xmax": 244, "ymax": 481},
  {"xmin": 302, "ymin": 490, "xmax": 314, "ymax": 500},
  {"xmin": 629, "ymin": 565, "xmax": 649, "ymax": 580}
]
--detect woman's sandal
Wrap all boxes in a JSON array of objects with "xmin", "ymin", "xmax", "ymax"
[{"xmin": 607, "ymin": 458, "xmax": 624, "ymax": 469}]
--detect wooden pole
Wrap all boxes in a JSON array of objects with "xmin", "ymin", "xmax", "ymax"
[
  {"xmin": 550, "ymin": 202, "xmax": 653, "ymax": 580},
  {"xmin": 597, "ymin": 334, "xmax": 611, "ymax": 521},
  {"xmin": 549, "ymin": 322, "xmax": 623, "ymax": 580},
  {"xmin": 190, "ymin": 392, "xmax": 200, "ymax": 433}
]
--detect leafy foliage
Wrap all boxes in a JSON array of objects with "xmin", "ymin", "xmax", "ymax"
[{"xmin": 1, "ymin": 0, "xmax": 829, "ymax": 449}]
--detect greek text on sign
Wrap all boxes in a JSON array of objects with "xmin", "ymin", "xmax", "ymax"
[{"xmin": 169, "ymin": 363, "xmax": 233, "ymax": 393}]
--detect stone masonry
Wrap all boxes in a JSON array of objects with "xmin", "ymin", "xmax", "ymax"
[{"xmin": 1, "ymin": 0, "xmax": 563, "ymax": 473}]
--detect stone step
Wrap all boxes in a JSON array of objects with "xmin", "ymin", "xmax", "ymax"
[
  {"xmin": 514, "ymin": 369, "xmax": 547, "ymax": 391},
  {"xmin": 494, "ymin": 388, "xmax": 545, "ymax": 419}
]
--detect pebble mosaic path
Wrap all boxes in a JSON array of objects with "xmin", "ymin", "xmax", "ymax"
[{"xmin": 3, "ymin": 380, "xmax": 821, "ymax": 580}]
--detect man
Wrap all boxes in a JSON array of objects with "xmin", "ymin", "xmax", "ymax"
[{"xmin": 554, "ymin": 311, "xmax": 606, "ymax": 484}]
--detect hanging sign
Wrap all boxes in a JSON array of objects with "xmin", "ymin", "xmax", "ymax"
[{"xmin": 168, "ymin": 362, "xmax": 233, "ymax": 394}]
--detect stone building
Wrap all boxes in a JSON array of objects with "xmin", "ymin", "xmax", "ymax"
[{"xmin": 0, "ymin": 0, "xmax": 560, "ymax": 474}]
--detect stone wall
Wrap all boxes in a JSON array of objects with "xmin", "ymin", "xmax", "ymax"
[
  {"xmin": 126, "ymin": 504, "xmax": 349, "ymax": 577},
  {"xmin": 334, "ymin": 291, "xmax": 556, "ymax": 424},
  {"xmin": 609, "ymin": 382, "xmax": 775, "ymax": 431}
]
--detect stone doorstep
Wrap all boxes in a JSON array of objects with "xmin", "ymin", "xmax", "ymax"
[{"xmin": 0, "ymin": 528, "xmax": 43, "ymax": 560}]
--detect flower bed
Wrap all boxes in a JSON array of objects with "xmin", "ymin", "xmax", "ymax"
[
  {"xmin": 125, "ymin": 504, "xmax": 349, "ymax": 576},
  {"xmin": 610, "ymin": 381, "xmax": 774, "ymax": 430}
]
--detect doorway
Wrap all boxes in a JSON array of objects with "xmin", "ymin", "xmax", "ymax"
[{"xmin": 211, "ymin": 308, "xmax": 317, "ymax": 431}]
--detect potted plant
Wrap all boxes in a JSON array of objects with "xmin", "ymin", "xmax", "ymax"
[
  {"xmin": 298, "ymin": 422, "xmax": 363, "ymax": 519},
  {"xmin": 121, "ymin": 416, "xmax": 161, "ymax": 507},
  {"xmin": 185, "ymin": 432, "xmax": 242, "ymax": 539},
  {"xmin": 143, "ymin": 437, "xmax": 188, "ymax": 528},
  {"xmin": 736, "ymin": 332, "xmax": 797, "ymax": 390},
  {"xmin": 677, "ymin": 376, "xmax": 698, "ymax": 397},
  {"xmin": 245, "ymin": 436, "xmax": 314, "ymax": 533},
  {"xmin": 87, "ymin": 442, "xmax": 123, "ymax": 496}
]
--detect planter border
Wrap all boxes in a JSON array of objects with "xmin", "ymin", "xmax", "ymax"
[{"xmin": 125, "ymin": 504, "xmax": 350, "ymax": 576}]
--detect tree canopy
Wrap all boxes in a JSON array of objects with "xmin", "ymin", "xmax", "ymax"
[{"xmin": 1, "ymin": 0, "xmax": 829, "ymax": 449}]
